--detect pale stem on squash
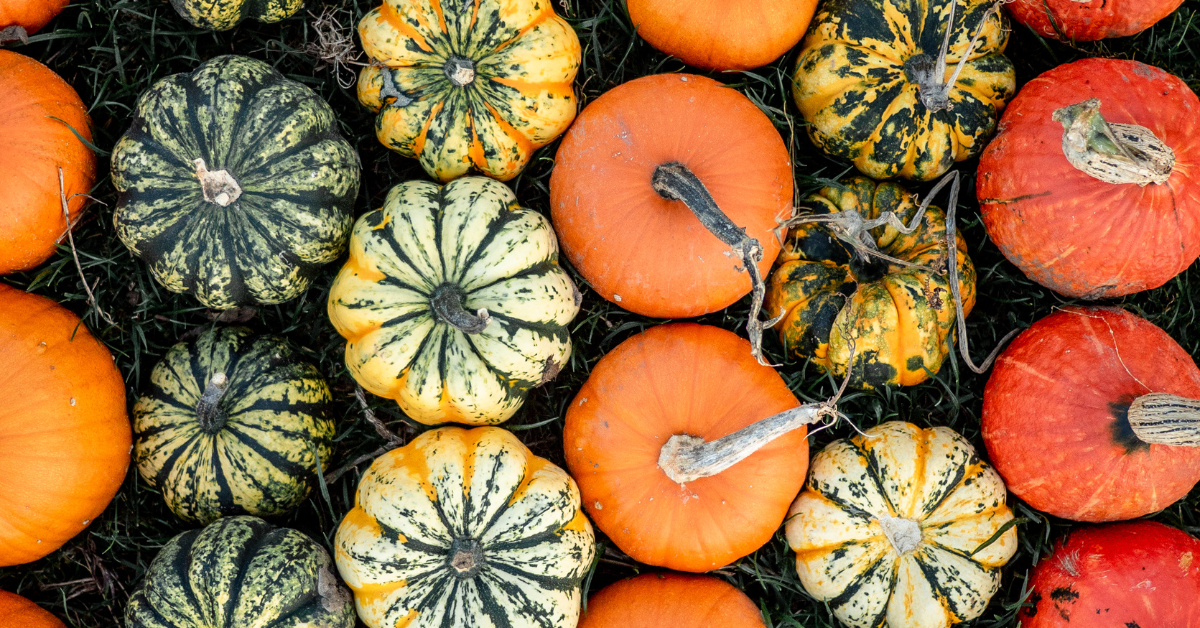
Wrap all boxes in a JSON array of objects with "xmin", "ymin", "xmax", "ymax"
[
  {"xmin": 196, "ymin": 372, "xmax": 230, "ymax": 434},
  {"xmin": 907, "ymin": 0, "xmax": 1009, "ymax": 113},
  {"xmin": 444, "ymin": 56, "xmax": 476, "ymax": 87},
  {"xmin": 877, "ymin": 515, "xmax": 923, "ymax": 555},
  {"xmin": 1127, "ymin": 392, "xmax": 1200, "ymax": 446},
  {"xmin": 431, "ymin": 284, "xmax": 492, "ymax": 334},
  {"xmin": 194, "ymin": 158, "xmax": 243, "ymax": 207},
  {"xmin": 1053, "ymin": 98, "xmax": 1175, "ymax": 186}
]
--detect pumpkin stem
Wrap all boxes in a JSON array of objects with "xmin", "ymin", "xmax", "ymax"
[
  {"xmin": 651, "ymin": 162, "xmax": 780, "ymax": 366},
  {"xmin": 194, "ymin": 158, "xmax": 243, "ymax": 207},
  {"xmin": 877, "ymin": 515, "xmax": 922, "ymax": 555},
  {"xmin": 447, "ymin": 537, "xmax": 485, "ymax": 578},
  {"xmin": 444, "ymin": 56, "xmax": 476, "ymax": 87},
  {"xmin": 431, "ymin": 284, "xmax": 492, "ymax": 334},
  {"xmin": 196, "ymin": 372, "xmax": 230, "ymax": 434},
  {"xmin": 1127, "ymin": 392, "xmax": 1200, "ymax": 446},
  {"xmin": 1052, "ymin": 98, "xmax": 1175, "ymax": 186},
  {"xmin": 907, "ymin": 0, "xmax": 1007, "ymax": 113}
]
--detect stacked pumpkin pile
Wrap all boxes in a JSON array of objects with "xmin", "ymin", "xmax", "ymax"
[{"xmin": 2, "ymin": 0, "xmax": 1200, "ymax": 627}]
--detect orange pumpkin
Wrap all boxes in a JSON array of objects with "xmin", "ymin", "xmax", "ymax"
[
  {"xmin": 0, "ymin": 50, "xmax": 95, "ymax": 275},
  {"xmin": 0, "ymin": 591, "xmax": 66, "ymax": 628},
  {"xmin": 550, "ymin": 74, "xmax": 792, "ymax": 319},
  {"xmin": 0, "ymin": 0, "xmax": 69, "ymax": 38},
  {"xmin": 1007, "ymin": 0, "xmax": 1184, "ymax": 41},
  {"xmin": 579, "ymin": 573, "xmax": 766, "ymax": 628},
  {"xmin": 627, "ymin": 0, "xmax": 818, "ymax": 71},
  {"xmin": 0, "ymin": 285, "xmax": 130, "ymax": 567},
  {"xmin": 563, "ymin": 323, "xmax": 811, "ymax": 572}
]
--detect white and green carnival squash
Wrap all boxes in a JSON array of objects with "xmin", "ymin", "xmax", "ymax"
[
  {"xmin": 126, "ymin": 516, "xmax": 355, "ymax": 628},
  {"xmin": 327, "ymin": 176, "xmax": 580, "ymax": 426},
  {"xmin": 170, "ymin": 0, "xmax": 300, "ymax": 30},
  {"xmin": 334, "ymin": 426, "xmax": 596, "ymax": 628},
  {"xmin": 133, "ymin": 326, "xmax": 336, "ymax": 524},
  {"xmin": 786, "ymin": 422, "xmax": 1018, "ymax": 628},
  {"xmin": 357, "ymin": 0, "xmax": 581, "ymax": 182},
  {"xmin": 112, "ymin": 55, "xmax": 361, "ymax": 310},
  {"xmin": 793, "ymin": 0, "xmax": 1015, "ymax": 181}
]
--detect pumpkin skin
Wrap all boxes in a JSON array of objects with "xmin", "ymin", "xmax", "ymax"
[
  {"xmin": 0, "ymin": 50, "xmax": 95, "ymax": 275},
  {"xmin": 563, "ymin": 323, "xmax": 808, "ymax": 572},
  {"xmin": 982, "ymin": 307, "xmax": 1200, "ymax": 522},
  {"xmin": 627, "ymin": 0, "xmax": 818, "ymax": 71},
  {"xmin": 170, "ymin": 0, "xmax": 301, "ymax": 30},
  {"xmin": 794, "ymin": 0, "xmax": 1015, "ymax": 181},
  {"xmin": 1021, "ymin": 521, "xmax": 1200, "ymax": 627},
  {"xmin": 978, "ymin": 59, "xmax": 1200, "ymax": 299},
  {"xmin": 0, "ymin": 0, "xmax": 69, "ymax": 36},
  {"xmin": 328, "ymin": 177, "xmax": 579, "ymax": 426},
  {"xmin": 357, "ymin": 0, "xmax": 580, "ymax": 182},
  {"xmin": 579, "ymin": 573, "xmax": 765, "ymax": 628},
  {"xmin": 111, "ymin": 55, "xmax": 360, "ymax": 310},
  {"xmin": 765, "ymin": 177, "xmax": 976, "ymax": 389},
  {"xmin": 0, "ymin": 284, "xmax": 130, "ymax": 568},
  {"xmin": 0, "ymin": 591, "xmax": 67, "ymax": 628},
  {"xmin": 550, "ymin": 73, "xmax": 793, "ymax": 318},
  {"xmin": 125, "ymin": 515, "xmax": 355, "ymax": 628},
  {"xmin": 334, "ymin": 426, "xmax": 596, "ymax": 628},
  {"xmin": 1007, "ymin": 0, "xmax": 1185, "ymax": 41},
  {"xmin": 786, "ymin": 421, "xmax": 1018, "ymax": 628},
  {"xmin": 133, "ymin": 327, "xmax": 336, "ymax": 525}
]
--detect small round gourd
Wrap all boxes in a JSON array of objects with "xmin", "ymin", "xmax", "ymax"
[
  {"xmin": 1007, "ymin": 0, "xmax": 1185, "ymax": 41},
  {"xmin": 133, "ymin": 326, "xmax": 336, "ymax": 524},
  {"xmin": 579, "ymin": 573, "xmax": 765, "ymax": 628},
  {"xmin": 0, "ymin": 591, "xmax": 67, "ymax": 628},
  {"xmin": 334, "ymin": 426, "xmax": 596, "ymax": 628},
  {"xmin": 169, "ymin": 0, "xmax": 301, "ymax": 30},
  {"xmin": 0, "ymin": 0, "xmax": 68, "ymax": 39}
]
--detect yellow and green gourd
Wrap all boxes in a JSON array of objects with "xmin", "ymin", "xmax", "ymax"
[
  {"xmin": 357, "ymin": 0, "xmax": 581, "ymax": 182},
  {"xmin": 170, "ymin": 0, "xmax": 301, "ymax": 30},
  {"xmin": 111, "ymin": 55, "xmax": 360, "ymax": 309},
  {"xmin": 132, "ymin": 326, "xmax": 336, "ymax": 524}
]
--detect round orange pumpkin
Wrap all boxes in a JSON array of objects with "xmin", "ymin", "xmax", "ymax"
[
  {"xmin": 627, "ymin": 0, "xmax": 818, "ymax": 71},
  {"xmin": 579, "ymin": 573, "xmax": 765, "ymax": 628},
  {"xmin": 0, "ymin": 0, "xmax": 69, "ymax": 38},
  {"xmin": 1007, "ymin": 0, "xmax": 1184, "ymax": 41},
  {"xmin": 0, "ymin": 591, "xmax": 66, "ymax": 628},
  {"xmin": 0, "ymin": 284, "xmax": 130, "ymax": 567},
  {"xmin": 982, "ymin": 306, "xmax": 1200, "ymax": 522},
  {"xmin": 563, "ymin": 323, "xmax": 810, "ymax": 572},
  {"xmin": 0, "ymin": 51, "xmax": 95, "ymax": 275},
  {"xmin": 550, "ymin": 74, "xmax": 792, "ymax": 319}
]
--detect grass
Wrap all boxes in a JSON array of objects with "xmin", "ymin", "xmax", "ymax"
[{"xmin": 3, "ymin": 0, "xmax": 1200, "ymax": 625}]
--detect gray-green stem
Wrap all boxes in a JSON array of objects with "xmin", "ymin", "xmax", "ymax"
[
  {"xmin": 431, "ymin": 285, "xmax": 491, "ymax": 334},
  {"xmin": 1128, "ymin": 392, "xmax": 1200, "ymax": 446},
  {"xmin": 194, "ymin": 158, "xmax": 242, "ymax": 207},
  {"xmin": 1053, "ymin": 98, "xmax": 1174, "ymax": 187},
  {"xmin": 196, "ymin": 372, "xmax": 230, "ymax": 434}
]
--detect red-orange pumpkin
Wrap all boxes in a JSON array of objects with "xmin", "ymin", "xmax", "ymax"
[
  {"xmin": 563, "ymin": 323, "xmax": 810, "ymax": 572},
  {"xmin": 0, "ymin": 50, "xmax": 95, "ymax": 275},
  {"xmin": 0, "ymin": 284, "xmax": 130, "ymax": 566},
  {"xmin": 978, "ymin": 59, "xmax": 1200, "ymax": 299},
  {"xmin": 1020, "ymin": 521, "xmax": 1200, "ymax": 627},
  {"xmin": 550, "ymin": 74, "xmax": 792, "ymax": 319},
  {"xmin": 627, "ymin": 0, "xmax": 818, "ymax": 71},
  {"xmin": 0, "ymin": 0, "xmax": 69, "ymax": 38},
  {"xmin": 0, "ymin": 591, "xmax": 67, "ymax": 628},
  {"xmin": 982, "ymin": 306, "xmax": 1200, "ymax": 522},
  {"xmin": 1007, "ymin": 0, "xmax": 1184, "ymax": 41},
  {"xmin": 579, "ymin": 573, "xmax": 765, "ymax": 628}
]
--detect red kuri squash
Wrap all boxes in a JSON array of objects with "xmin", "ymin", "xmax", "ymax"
[
  {"xmin": 0, "ymin": 0, "xmax": 69, "ymax": 39},
  {"xmin": 978, "ymin": 59, "xmax": 1200, "ymax": 299},
  {"xmin": 1007, "ymin": 0, "xmax": 1184, "ymax": 41},
  {"xmin": 0, "ymin": 591, "xmax": 66, "ymax": 628},
  {"xmin": 579, "ymin": 573, "xmax": 765, "ymax": 628},
  {"xmin": 982, "ymin": 306, "xmax": 1200, "ymax": 522}
]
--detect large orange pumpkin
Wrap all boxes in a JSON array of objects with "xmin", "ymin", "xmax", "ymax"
[
  {"xmin": 1007, "ymin": 0, "xmax": 1184, "ymax": 41},
  {"xmin": 0, "ymin": 285, "xmax": 130, "ymax": 566},
  {"xmin": 0, "ymin": 50, "xmax": 95, "ymax": 275},
  {"xmin": 0, "ymin": 0, "xmax": 69, "ymax": 38},
  {"xmin": 550, "ymin": 74, "xmax": 792, "ymax": 319},
  {"xmin": 579, "ymin": 573, "xmax": 765, "ymax": 628},
  {"xmin": 0, "ymin": 591, "xmax": 67, "ymax": 628},
  {"xmin": 982, "ymin": 306, "xmax": 1200, "ymax": 522},
  {"xmin": 563, "ymin": 323, "xmax": 811, "ymax": 572},
  {"xmin": 627, "ymin": 0, "xmax": 818, "ymax": 71}
]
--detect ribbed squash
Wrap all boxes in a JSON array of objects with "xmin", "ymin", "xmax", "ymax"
[
  {"xmin": 334, "ymin": 426, "xmax": 596, "ymax": 628},
  {"xmin": 125, "ymin": 516, "xmax": 355, "ymax": 628},
  {"xmin": 787, "ymin": 421, "xmax": 1018, "ymax": 628},
  {"xmin": 328, "ymin": 176, "xmax": 579, "ymax": 426},
  {"xmin": 793, "ymin": 0, "xmax": 1015, "ymax": 180},
  {"xmin": 765, "ymin": 177, "xmax": 975, "ymax": 389},
  {"xmin": 133, "ymin": 327, "xmax": 335, "ymax": 524},
  {"xmin": 169, "ymin": 0, "xmax": 301, "ymax": 30},
  {"xmin": 112, "ymin": 55, "xmax": 360, "ymax": 310},
  {"xmin": 357, "ymin": 0, "xmax": 580, "ymax": 182},
  {"xmin": 579, "ymin": 574, "xmax": 766, "ymax": 628}
]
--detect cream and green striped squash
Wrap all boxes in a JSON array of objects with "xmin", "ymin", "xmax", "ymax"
[
  {"xmin": 112, "ymin": 55, "xmax": 360, "ymax": 310},
  {"xmin": 334, "ymin": 426, "xmax": 596, "ymax": 628},
  {"xmin": 126, "ymin": 516, "xmax": 355, "ymax": 628},
  {"xmin": 327, "ymin": 176, "xmax": 580, "ymax": 426},
  {"xmin": 170, "ymin": 0, "xmax": 300, "ymax": 30},
  {"xmin": 357, "ymin": 0, "xmax": 581, "ymax": 182},
  {"xmin": 786, "ymin": 421, "xmax": 1018, "ymax": 628},
  {"xmin": 133, "ymin": 326, "xmax": 336, "ymax": 524}
]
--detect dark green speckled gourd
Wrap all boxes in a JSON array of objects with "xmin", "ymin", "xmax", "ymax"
[
  {"xmin": 112, "ymin": 55, "xmax": 360, "ymax": 310},
  {"xmin": 133, "ymin": 327, "xmax": 335, "ymax": 524},
  {"xmin": 125, "ymin": 516, "xmax": 355, "ymax": 628},
  {"xmin": 171, "ymin": 0, "xmax": 301, "ymax": 31}
]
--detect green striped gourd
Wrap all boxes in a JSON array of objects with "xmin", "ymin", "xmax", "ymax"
[
  {"xmin": 133, "ymin": 326, "xmax": 335, "ymax": 524},
  {"xmin": 112, "ymin": 55, "xmax": 360, "ymax": 309},
  {"xmin": 327, "ymin": 176, "xmax": 580, "ymax": 426},
  {"xmin": 170, "ymin": 0, "xmax": 301, "ymax": 30}
]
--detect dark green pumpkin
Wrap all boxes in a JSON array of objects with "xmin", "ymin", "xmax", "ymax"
[
  {"xmin": 126, "ymin": 516, "xmax": 355, "ymax": 628},
  {"xmin": 170, "ymin": 0, "xmax": 301, "ymax": 30},
  {"xmin": 111, "ymin": 55, "xmax": 360, "ymax": 309},
  {"xmin": 133, "ymin": 326, "xmax": 335, "ymax": 524}
]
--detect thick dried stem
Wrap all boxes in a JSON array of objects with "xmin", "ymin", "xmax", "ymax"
[
  {"xmin": 877, "ymin": 515, "xmax": 922, "ymax": 555},
  {"xmin": 907, "ymin": 0, "xmax": 1008, "ymax": 112},
  {"xmin": 1053, "ymin": 98, "xmax": 1174, "ymax": 187},
  {"xmin": 1128, "ymin": 393, "xmax": 1200, "ymax": 446},
  {"xmin": 444, "ymin": 56, "xmax": 476, "ymax": 87},
  {"xmin": 431, "ymin": 284, "xmax": 491, "ymax": 334},
  {"xmin": 194, "ymin": 159, "xmax": 242, "ymax": 207},
  {"xmin": 196, "ymin": 373, "xmax": 230, "ymax": 433}
]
